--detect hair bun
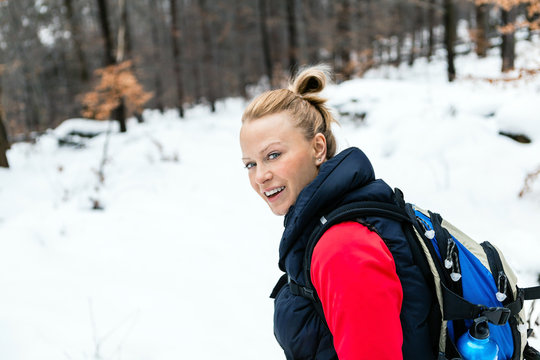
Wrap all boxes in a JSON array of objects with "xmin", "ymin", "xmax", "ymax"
[{"xmin": 289, "ymin": 65, "xmax": 330, "ymax": 96}]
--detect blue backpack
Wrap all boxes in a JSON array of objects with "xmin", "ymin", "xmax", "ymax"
[{"xmin": 288, "ymin": 188, "xmax": 540, "ymax": 359}]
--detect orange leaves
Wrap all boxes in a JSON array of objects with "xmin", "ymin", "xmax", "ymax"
[
  {"xmin": 82, "ymin": 60, "xmax": 153, "ymax": 120},
  {"xmin": 528, "ymin": 1, "xmax": 540, "ymax": 30},
  {"xmin": 476, "ymin": 0, "xmax": 523, "ymax": 11},
  {"xmin": 474, "ymin": 0, "xmax": 540, "ymax": 32}
]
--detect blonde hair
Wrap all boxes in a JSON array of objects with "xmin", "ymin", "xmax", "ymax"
[{"xmin": 241, "ymin": 65, "xmax": 339, "ymax": 159}]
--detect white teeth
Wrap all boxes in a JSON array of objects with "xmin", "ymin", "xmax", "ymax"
[{"xmin": 265, "ymin": 186, "xmax": 285, "ymax": 196}]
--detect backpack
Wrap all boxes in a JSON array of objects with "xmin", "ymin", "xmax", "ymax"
[{"xmin": 286, "ymin": 188, "xmax": 540, "ymax": 360}]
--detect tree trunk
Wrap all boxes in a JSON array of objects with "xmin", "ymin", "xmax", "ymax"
[
  {"xmin": 118, "ymin": 0, "xmax": 142, "ymax": 125},
  {"xmin": 335, "ymin": 0, "xmax": 352, "ymax": 80},
  {"xmin": 408, "ymin": 6, "xmax": 423, "ymax": 67},
  {"xmin": 116, "ymin": 0, "xmax": 128, "ymax": 63},
  {"xmin": 95, "ymin": 0, "xmax": 127, "ymax": 131},
  {"xmin": 258, "ymin": 0, "xmax": 273, "ymax": 85},
  {"xmin": 96, "ymin": 0, "xmax": 115, "ymax": 66},
  {"xmin": 0, "ymin": 79, "xmax": 9, "ymax": 168},
  {"xmin": 475, "ymin": 4, "xmax": 489, "ymax": 57},
  {"xmin": 427, "ymin": 0, "xmax": 436, "ymax": 61},
  {"xmin": 148, "ymin": 0, "xmax": 164, "ymax": 112},
  {"xmin": 286, "ymin": 0, "xmax": 298, "ymax": 76},
  {"xmin": 169, "ymin": 0, "xmax": 185, "ymax": 117},
  {"xmin": 301, "ymin": 0, "xmax": 318, "ymax": 64},
  {"xmin": 394, "ymin": 1, "xmax": 404, "ymax": 67},
  {"xmin": 444, "ymin": 0, "xmax": 456, "ymax": 82},
  {"xmin": 501, "ymin": 7, "xmax": 516, "ymax": 72},
  {"xmin": 112, "ymin": 100, "xmax": 127, "ymax": 132},
  {"xmin": 185, "ymin": 7, "xmax": 203, "ymax": 103},
  {"xmin": 233, "ymin": 0, "xmax": 248, "ymax": 97},
  {"xmin": 199, "ymin": 0, "xmax": 216, "ymax": 112},
  {"xmin": 63, "ymin": 0, "xmax": 89, "ymax": 82},
  {"xmin": 363, "ymin": 0, "xmax": 377, "ymax": 67},
  {"xmin": 0, "ymin": 120, "xmax": 8, "ymax": 168},
  {"xmin": 394, "ymin": 31, "xmax": 403, "ymax": 66}
]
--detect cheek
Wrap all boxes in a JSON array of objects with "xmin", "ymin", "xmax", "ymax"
[
  {"xmin": 248, "ymin": 173, "xmax": 261, "ymax": 194},
  {"xmin": 297, "ymin": 162, "xmax": 318, "ymax": 187}
]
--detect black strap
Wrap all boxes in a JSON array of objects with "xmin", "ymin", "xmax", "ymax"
[
  {"xmin": 288, "ymin": 275, "xmax": 317, "ymax": 302},
  {"xmin": 524, "ymin": 343, "xmax": 540, "ymax": 360},
  {"xmin": 505, "ymin": 286, "xmax": 540, "ymax": 316},
  {"xmin": 287, "ymin": 275, "xmax": 329, "ymax": 329},
  {"xmin": 302, "ymin": 200, "xmax": 413, "ymax": 301},
  {"xmin": 320, "ymin": 201, "xmax": 412, "ymax": 225},
  {"xmin": 506, "ymin": 287, "xmax": 525, "ymax": 316},
  {"xmin": 441, "ymin": 282, "xmax": 511, "ymax": 325},
  {"xmin": 442, "ymin": 282, "xmax": 484, "ymax": 320},
  {"xmin": 524, "ymin": 285, "xmax": 540, "ymax": 300}
]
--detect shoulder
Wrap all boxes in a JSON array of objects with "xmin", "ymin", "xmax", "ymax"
[
  {"xmin": 313, "ymin": 221, "xmax": 394, "ymax": 265},
  {"xmin": 310, "ymin": 222, "xmax": 404, "ymax": 360}
]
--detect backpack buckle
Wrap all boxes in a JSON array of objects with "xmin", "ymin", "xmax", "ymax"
[
  {"xmin": 482, "ymin": 306, "xmax": 511, "ymax": 325},
  {"xmin": 288, "ymin": 275, "xmax": 317, "ymax": 302}
]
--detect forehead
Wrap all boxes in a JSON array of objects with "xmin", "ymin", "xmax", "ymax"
[{"xmin": 240, "ymin": 113, "xmax": 304, "ymax": 154}]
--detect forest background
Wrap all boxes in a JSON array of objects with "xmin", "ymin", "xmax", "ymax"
[{"xmin": 1, "ymin": 0, "xmax": 539, "ymax": 168}]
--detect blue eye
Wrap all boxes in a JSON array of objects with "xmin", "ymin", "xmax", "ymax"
[
  {"xmin": 244, "ymin": 162, "xmax": 256, "ymax": 170},
  {"xmin": 268, "ymin": 152, "xmax": 281, "ymax": 160}
]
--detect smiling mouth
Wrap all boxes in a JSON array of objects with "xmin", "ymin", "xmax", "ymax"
[{"xmin": 264, "ymin": 186, "xmax": 285, "ymax": 198}]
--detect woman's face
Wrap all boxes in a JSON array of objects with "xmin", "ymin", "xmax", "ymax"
[{"xmin": 240, "ymin": 112, "xmax": 325, "ymax": 216}]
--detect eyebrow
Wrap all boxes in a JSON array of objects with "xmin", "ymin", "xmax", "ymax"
[{"xmin": 241, "ymin": 141, "xmax": 282, "ymax": 160}]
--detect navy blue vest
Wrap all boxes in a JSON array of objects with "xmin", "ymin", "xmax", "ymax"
[{"xmin": 273, "ymin": 147, "xmax": 437, "ymax": 360}]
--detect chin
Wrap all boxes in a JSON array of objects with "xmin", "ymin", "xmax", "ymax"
[
  {"xmin": 270, "ymin": 206, "xmax": 290, "ymax": 216},
  {"xmin": 269, "ymin": 204, "xmax": 288, "ymax": 216}
]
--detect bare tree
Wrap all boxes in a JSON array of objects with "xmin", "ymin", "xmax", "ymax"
[
  {"xmin": 427, "ymin": 0, "xmax": 437, "ymax": 61},
  {"xmin": 475, "ymin": 3, "xmax": 489, "ymax": 57},
  {"xmin": 444, "ymin": 0, "xmax": 457, "ymax": 81},
  {"xmin": 63, "ymin": 0, "xmax": 89, "ymax": 82},
  {"xmin": 96, "ymin": 0, "xmax": 115, "ymax": 66},
  {"xmin": 257, "ymin": 0, "xmax": 273, "ymax": 85},
  {"xmin": 198, "ymin": 0, "xmax": 217, "ymax": 112},
  {"xmin": 0, "ymin": 70, "xmax": 9, "ymax": 168},
  {"xmin": 286, "ymin": 0, "xmax": 299, "ymax": 76},
  {"xmin": 500, "ymin": 7, "xmax": 516, "ymax": 71},
  {"xmin": 148, "ymin": 0, "xmax": 164, "ymax": 112},
  {"xmin": 169, "ymin": 0, "xmax": 185, "ymax": 117},
  {"xmin": 335, "ymin": 0, "xmax": 353, "ymax": 80},
  {"xmin": 95, "ymin": 0, "xmax": 128, "ymax": 131},
  {"xmin": 232, "ymin": 0, "xmax": 249, "ymax": 97}
]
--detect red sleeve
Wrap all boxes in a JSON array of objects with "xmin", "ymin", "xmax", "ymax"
[{"xmin": 310, "ymin": 221, "xmax": 403, "ymax": 360}]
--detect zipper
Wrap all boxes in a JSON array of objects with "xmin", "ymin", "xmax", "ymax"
[
  {"xmin": 480, "ymin": 241, "xmax": 511, "ymax": 304},
  {"xmin": 417, "ymin": 212, "xmax": 463, "ymax": 284},
  {"xmin": 414, "ymin": 212, "xmax": 454, "ymax": 286}
]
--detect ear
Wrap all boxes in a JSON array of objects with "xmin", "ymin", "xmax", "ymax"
[{"xmin": 312, "ymin": 133, "xmax": 327, "ymax": 165}]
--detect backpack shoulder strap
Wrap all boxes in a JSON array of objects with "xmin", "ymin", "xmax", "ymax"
[
  {"xmin": 302, "ymin": 199, "xmax": 412, "ymax": 294},
  {"xmin": 270, "ymin": 199, "xmax": 411, "ymax": 328},
  {"xmin": 290, "ymin": 199, "xmax": 411, "ymax": 304}
]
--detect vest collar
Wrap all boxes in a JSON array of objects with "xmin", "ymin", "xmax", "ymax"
[{"xmin": 279, "ymin": 147, "xmax": 376, "ymax": 271}]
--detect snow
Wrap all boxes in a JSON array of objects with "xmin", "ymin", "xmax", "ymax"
[
  {"xmin": 1, "ymin": 38, "xmax": 540, "ymax": 359},
  {"xmin": 52, "ymin": 118, "xmax": 120, "ymax": 138}
]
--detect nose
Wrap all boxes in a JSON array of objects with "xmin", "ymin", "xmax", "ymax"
[{"xmin": 254, "ymin": 164, "xmax": 272, "ymax": 185}]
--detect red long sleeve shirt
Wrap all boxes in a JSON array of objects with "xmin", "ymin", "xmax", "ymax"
[{"xmin": 310, "ymin": 221, "xmax": 404, "ymax": 360}]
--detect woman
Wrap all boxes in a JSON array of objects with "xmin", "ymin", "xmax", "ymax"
[{"xmin": 239, "ymin": 66, "xmax": 436, "ymax": 360}]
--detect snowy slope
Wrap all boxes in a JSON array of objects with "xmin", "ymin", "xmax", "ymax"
[{"xmin": 1, "ymin": 38, "xmax": 540, "ymax": 359}]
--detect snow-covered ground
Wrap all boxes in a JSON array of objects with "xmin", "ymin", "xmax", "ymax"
[{"xmin": 1, "ymin": 38, "xmax": 540, "ymax": 359}]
